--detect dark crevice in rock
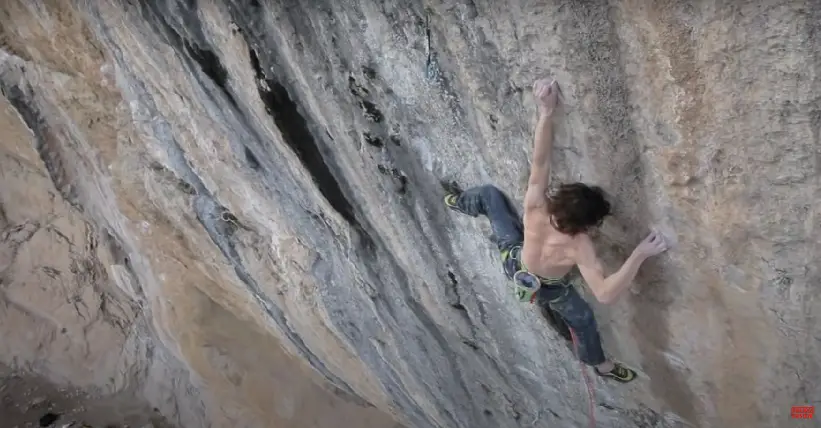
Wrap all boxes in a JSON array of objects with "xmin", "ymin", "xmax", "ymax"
[
  {"xmin": 247, "ymin": 47, "xmax": 375, "ymax": 252},
  {"xmin": 1, "ymin": 84, "xmax": 83, "ymax": 212},
  {"xmin": 38, "ymin": 412, "xmax": 60, "ymax": 427},
  {"xmin": 137, "ymin": 0, "xmax": 238, "ymax": 108},
  {"xmin": 439, "ymin": 179, "xmax": 464, "ymax": 194},
  {"xmin": 462, "ymin": 339, "xmax": 479, "ymax": 350},
  {"xmin": 243, "ymin": 146, "xmax": 261, "ymax": 170},
  {"xmin": 377, "ymin": 165, "xmax": 408, "ymax": 195},
  {"xmin": 348, "ymin": 74, "xmax": 384, "ymax": 123},
  {"xmin": 361, "ymin": 65, "xmax": 377, "ymax": 80},
  {"xmin": 503, "ymin": 393, "xmax": 522, "ymax": 421},
  {"xmin": 102, "ymin": 228, "xmax": 143, "ymax": 297},
  {"xmin": 183, "ymin": 40, "xmax": 227, "ymax": 90},
  {"xmin": 446, "ymin": 270, "xmax": 467, "ymax": 312},
  {"xmin": 359, "ymin": 100, "xmax": 384, "ymax": 123},
  {"xmin": 183, "ymin": 39, "xmax": 237, "ymax": 107},
  {"xmin": 0, "ymin": 202, "xmax": 7, "ymax": 227},
  {"xmin": 421, "ymin": 9, "xmax": 465, "ymax": 120},
  {"xmin": 134, "ymin": 0, "xmax": 284, "ymax": 180},
  {"xmin": 363, "ymin": 132, "xmax": 384, "ymax": 148},
  {"xmin": 444, "ymin": 266, "xmax": 472, "ymax": 323},
  {"xmin": 348, "ymin": 75, "xmax": 369, "ymax": 97}
]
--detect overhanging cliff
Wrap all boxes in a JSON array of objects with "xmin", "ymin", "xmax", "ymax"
[{"xmin": 1, "ymin": 1, "xmax": 818, "ymax": 427}]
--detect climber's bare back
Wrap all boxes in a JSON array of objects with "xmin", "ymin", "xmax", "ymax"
[{"xmin": 521, "ymin": 208, "xmax": 587, "ymax": 278}]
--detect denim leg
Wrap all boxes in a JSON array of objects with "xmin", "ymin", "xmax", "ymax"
[
  {"xmin": 545, "ymin": 287, "xmax": 607, "ymax": 366},
  {"xmin": 455, "ymin": 185, "xmax": 523, "ymax": 250}
]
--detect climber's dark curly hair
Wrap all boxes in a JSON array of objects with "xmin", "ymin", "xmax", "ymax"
[{"xmin": 546, "ymin": 183, "xmax": 611, "ymax": 236}]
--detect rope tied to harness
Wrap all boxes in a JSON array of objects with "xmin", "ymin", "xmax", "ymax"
[{"xmin": 570, "ymin": 327, "xmax": 597, "ymax": 428}]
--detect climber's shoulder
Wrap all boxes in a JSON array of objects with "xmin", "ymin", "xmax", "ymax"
[{"xmin": 523, "ymin": 173, "xmax": 549, "ymax": 211}]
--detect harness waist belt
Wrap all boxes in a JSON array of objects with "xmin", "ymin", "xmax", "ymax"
[{"xmin": 502, "ymin": 245, "xmax": 569, "ymax": 286}]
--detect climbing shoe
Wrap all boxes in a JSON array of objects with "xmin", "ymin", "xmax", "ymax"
[
  {"xmin": 444, "ymin": 192, "xmax": 468, "ymax": 215},
  {"xmin": 595, "ymin": 362, "xmax": 637, "ymax": 383}
]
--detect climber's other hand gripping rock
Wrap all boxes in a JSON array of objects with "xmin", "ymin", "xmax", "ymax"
[{"xmin": 634, "ymin": 229, "xmax": 670, "ymax": 259}]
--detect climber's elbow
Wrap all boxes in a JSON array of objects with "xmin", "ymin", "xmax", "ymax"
[
  {"xmin": 590, "ymin": 284, "xmax": 615, "ymax": 305},
  {"xmin": 579, "ymin": 268, "xmax": 613, "ymax": 304},
  {"xmin": 593, "ymin": 274, "xmax": 637, "ymax": 304},
  {"xmin": 587, "ymin": 278, "xmax": 617, "ymax": 305},
  {"xmin": 595, "ymin": 289, "xmax": 616, "ymax": 305}
]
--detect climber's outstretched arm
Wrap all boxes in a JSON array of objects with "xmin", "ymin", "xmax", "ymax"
[
  {"xmin": 524, "ymin": 79, "xmax": 560, "ymax": 211},
  {"xmin": 576, "ymin": 231, "xmax": 670, "ymax": 304}
]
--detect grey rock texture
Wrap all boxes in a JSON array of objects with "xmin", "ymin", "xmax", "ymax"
[{"xmin": 1, "ymin": 0, "xmax": 818, "ymax": 427}]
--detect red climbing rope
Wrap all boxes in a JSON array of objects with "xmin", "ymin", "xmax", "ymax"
[{"xmin": 569, "ymin": 327, "xmax": 596, "ymax": 428}]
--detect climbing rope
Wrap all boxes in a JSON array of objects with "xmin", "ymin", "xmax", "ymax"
[{"xmin": 569, "ymin": 327, "xmax": 596, "ymax": 428}]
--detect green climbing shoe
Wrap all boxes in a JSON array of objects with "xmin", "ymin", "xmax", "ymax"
[
  {"xmin": 595, "ymin": 362, "xmax": 637, "ymax": 383},
  {"xmin": 444, "ymin": 192, "xmax": 468, "ymax": 215}
]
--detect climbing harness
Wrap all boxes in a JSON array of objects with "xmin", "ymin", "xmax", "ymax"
[
  {"xmin": 570, "ymin": 328, "xmax": 597, "ymax": 428},
  {"xmin": 501, "ymin": 246, "xmax": 541, "ymax": 302},
  {"xmin": 501, "ymin": 245, "xmax": 570, "ymax": 303}
]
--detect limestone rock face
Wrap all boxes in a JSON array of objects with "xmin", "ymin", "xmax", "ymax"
[{"xmin": 1, "ymin": 1, "xmax": 818, "ymax": 427}]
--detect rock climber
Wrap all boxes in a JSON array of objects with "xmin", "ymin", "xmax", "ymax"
[{"xmin": 444, "ymin": 78, "xmax": 669, "ymax": 382}]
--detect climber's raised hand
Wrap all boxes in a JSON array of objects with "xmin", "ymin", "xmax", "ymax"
[
  {"xmin": 634, "ymin": 229, "xmax": 669, "ymax": 259},
  {"xmin": 533, "ymin": 78, "xmax": 559, "ymax": 116}
]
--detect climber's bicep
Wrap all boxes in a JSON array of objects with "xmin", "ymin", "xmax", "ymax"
[{"xmin": 524, "ymin": 164, "xmax": 549, "ymax": 210}]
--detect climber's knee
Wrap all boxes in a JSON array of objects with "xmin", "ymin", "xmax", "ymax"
[
  {"xmin": 573, "ymin": 306, "xmax": 597, "ymax": 330},
  {"xmin": 477, "ymin": 184, "xmax": 503, "ymax": 198}
]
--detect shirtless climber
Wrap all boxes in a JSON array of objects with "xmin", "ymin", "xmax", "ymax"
[{"xmin": 443, "ymin": 78, "xmax": 669, "ymax": 382}]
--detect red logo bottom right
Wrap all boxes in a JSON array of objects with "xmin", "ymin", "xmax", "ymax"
[{"xmin": 791, "ymin": 406, "xmax": 815, "ymax": 419}]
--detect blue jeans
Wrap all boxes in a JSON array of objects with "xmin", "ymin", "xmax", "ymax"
[{"xmin": 453, "ymin": 185, "xmax": 607, "ymax": 366}]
